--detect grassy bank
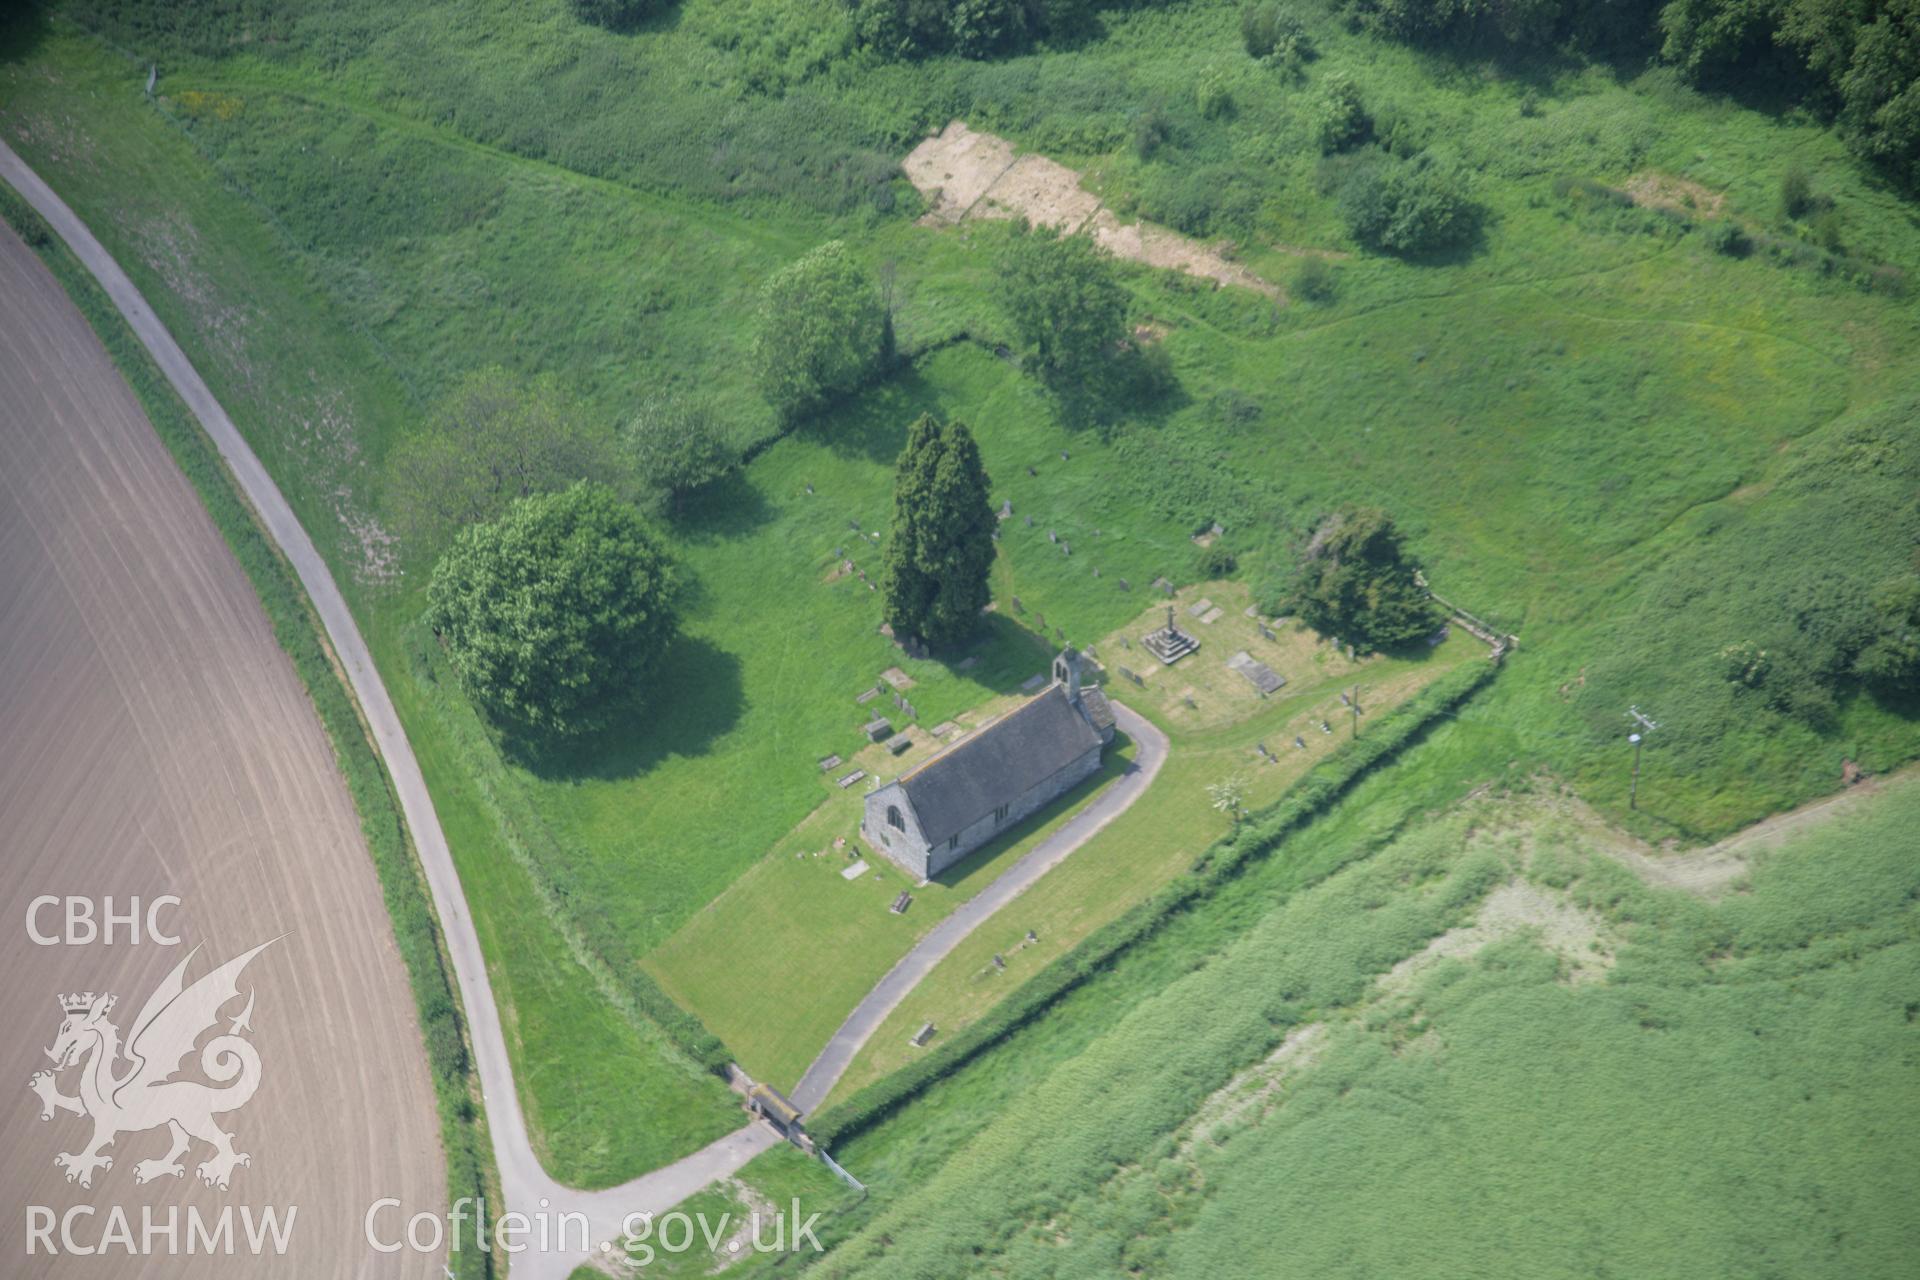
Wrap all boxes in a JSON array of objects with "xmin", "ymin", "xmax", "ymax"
[{"xmin": 817, "ymin": 771, "xmax": 1920, "ymax": 1279}]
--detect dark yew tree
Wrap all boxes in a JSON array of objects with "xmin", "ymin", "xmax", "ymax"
[{"xmin": 882, "ymin": 415, "xmax": 996, "ymax": 649}]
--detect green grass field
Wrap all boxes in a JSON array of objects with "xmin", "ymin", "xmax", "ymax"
[
  {"xmin": 818, "ymin": 768, "xmax": 1920, "ymax": 1279},
  {"xmin": 5, "ymin": 0, "xmax": 1917, "ymax": 1195}
]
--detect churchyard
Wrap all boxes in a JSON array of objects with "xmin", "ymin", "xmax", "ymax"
[
  {"xmin": 647, "ymin": 573, "xmax": 1478, "ymax": 1094},
  {"xmin": 9, "ymin": 2, "xmax": 1919, "ymax": 1255}
]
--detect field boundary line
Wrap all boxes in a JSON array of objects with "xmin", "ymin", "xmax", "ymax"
[
  {"xmin": 0, "ymin": 185, "xmax": 497, "ymax": 1267},
  {"xmin": 0, "ymin": 138, "xmax": 775, "ymax": 1280}
]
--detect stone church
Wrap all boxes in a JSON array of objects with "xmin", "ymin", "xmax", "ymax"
[{"xmin": 862, "ymin": 649, "xmax": 1116, "ymax": 881}]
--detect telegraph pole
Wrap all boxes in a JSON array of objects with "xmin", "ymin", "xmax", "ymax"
[
  {"xmin": 1625, "ymin": 705, "xmax": 1659, "ymax": 810},
  {"xmin": 1350, "ymin": 684, "xmax": 1364, "ymax": 738}
]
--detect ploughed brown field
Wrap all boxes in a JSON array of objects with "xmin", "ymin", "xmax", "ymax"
[{"xmin": 0, "ymin": 224, "xmax": 446, "ymax": 1275}]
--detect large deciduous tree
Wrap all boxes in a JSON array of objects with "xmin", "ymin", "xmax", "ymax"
[
  {"xmin": 882, "ymin": 415, "xmax": 996, "ymax": 649},
  {"xmin": 1283, "ymin": 506, "xmax": 1441, "ymax": 652},
  {"xmin": 426, "ymin": 483, "xmax": 678, "ymax": 737},
  {"xmin": 751, "ymin": 240, "xmax": 890, "ymax": 424},
  {"xmin": 995, "ymin": 222, "xmax": 1129, "ymax": 401},
  {"xmin": 624, "ymin": 397, "xmax": 736, "ymax": 517}
]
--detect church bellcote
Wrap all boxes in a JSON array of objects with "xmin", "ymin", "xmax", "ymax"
[{"xmin": 1053, "ymin": 647, "xmax": 1080, "ymax": 702}]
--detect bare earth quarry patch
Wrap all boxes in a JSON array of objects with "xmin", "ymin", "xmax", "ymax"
[{"xmin": 903, "ymin": 120, "xmax": 1282, "ymax": 298}]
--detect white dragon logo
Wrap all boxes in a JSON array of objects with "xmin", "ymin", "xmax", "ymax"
[{"xmin": 27, "ymin": 939, "xmax": 276, "ymax": 1191}]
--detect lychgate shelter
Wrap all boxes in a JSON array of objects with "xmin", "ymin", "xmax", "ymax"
[{"xmin": 862, "ymin": 649, "xmax": 1116, "ymax": 881}]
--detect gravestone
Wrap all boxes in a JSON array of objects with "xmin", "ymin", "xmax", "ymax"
[
  {"xmin": 1026, "ymin": 515, "xmax": 1034, "ymax": 527},
  {"xmin": 1027, "ymin": 465, "xmax": 1037, "ymax": 476},
  {"xmin": 856, "ymin": 687, "xmax": 880, "ymax": 705},
  {"xmin": 849, "ymin": 519, "xmax": 861, "ymax": 531},
  {"xmin": 1060, "ymin": 451, "xmax": 1069, "ymax": 462},
  {"xmin": 890, "ymin": 891, "xmax": 912, "ymax": 915},
  {"xmin": 885, "ymin": 732, "xmax": 913, "ymax": 755},
  {"xmin": 1000, "ymin": 499, "xmax": 1013, "ymax": 518},
  {"xmin": 818, "ymin": 754, "xmax": 843, "ymax": 771},
  {"xmin": 1121, "ymin": 636, "xmax": 1132, "ymax": 650},
  {"xmin": 1225, "ymin": 650, "xmax": 1286, "ymax": 695},
  {"xmin": 1118, "ymin": 666, "xmax": 1138, "ymax": 685},
  {"xmin": 1259, "ymin": 623, "xmax": 1276, "ymax": 642},
  {"xmin": 837, "ymin": 769, "xmax": 868, "ymax": 789},
  {"xmin": 1026, "ymin": 930, "xmax": 1038, "ymax": 944},
  {"xmin": 1048, "ymin": 530, "xmax": 1058, "ymax": 543},
  {"xmin": 1118, "ymin": 578, "xmax": 1131, "ymax": 591},
  {"xmin": 862, "ymin": 717, "xmax": 893, "ymax": 742},
  {"xmin": 1184, "ymin": 695, "xmax": 1198, "ymax": 710},
  {"xmin": 993, "ymin": 954, "xmax": 1006, "ymax": 971},
  {"xmin": 805, "ymin": 483, "xmax": 815, "ymax": 494},
  {"xmin": 1091, "ymin": 567, "xmax": 1100, "ymax": 578},
  {"xmin": 911, "ymin": 1023, "xmax": 936, "ymax": 1047},
  {"xmin": 1061, "ymin": 543, "xmax": 1070, "ymax": 556},
  {"xmin": 1295, "ymin": 737, "xmax": 1307, "ymax": 750}
]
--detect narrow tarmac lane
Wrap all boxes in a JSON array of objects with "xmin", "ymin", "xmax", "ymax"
[
  {"xmin": 0, "ymin": 138, "xmax": 1170, "ymax": 1279},
  {"xmin": 792, "ymin": 704, "xmax": 1168, "ymax": 1111}
]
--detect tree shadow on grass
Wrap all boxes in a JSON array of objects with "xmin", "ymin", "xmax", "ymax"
[
  {"xmin": 1378, "ymin": 632, "xmax": 1451, "ymax": 665},
  {"xmin": 1044, "ymin": 353, "xmax": 1192, "ymax": 437},
  {"xmin": 0, "ymin": 4, "xmax": 50, "ymax": 66},
  {"xmin": 668, "ymin": 468, "xmax": 776, "ymax": 546},
  {"xmin": 508, "ymin": 635, "xmax": 746, "ymax": 782},
  {"xmin": 794, "ymin": 365, "xmax": 946, "ymax": 465},
  {"xmin": 932, "ymin": 613, "xmax": 1066, "ymax": 697}
]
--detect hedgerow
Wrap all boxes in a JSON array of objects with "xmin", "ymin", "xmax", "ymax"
[{"xmin": 808, "ymin": 656, "xmax": 1500, "ymax": 1147}]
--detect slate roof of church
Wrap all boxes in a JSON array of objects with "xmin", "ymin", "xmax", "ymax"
[
  {"xmin": 1077, "ymin": 685, "xmax": 1116, "ymax": 736},
  {"xmin": 898, "ymin": 684, "xmax": 1103, "ymax": 845}
]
